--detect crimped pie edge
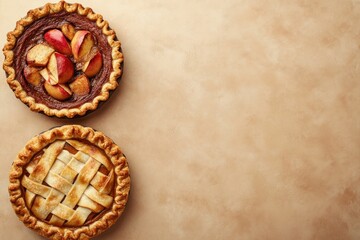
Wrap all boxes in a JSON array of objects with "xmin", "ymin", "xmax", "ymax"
[
  {"xmin": 3, "ymin": 1, "xmax": 124, "ymax": 118},
  {"xmin": 8, "ymin": 125, "xmax": 130, "ymax": 240}
]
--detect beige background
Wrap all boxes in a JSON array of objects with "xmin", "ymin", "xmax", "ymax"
[{"xmin": 1, "ymin": 0, "xmax": 360, "ymax": 239}]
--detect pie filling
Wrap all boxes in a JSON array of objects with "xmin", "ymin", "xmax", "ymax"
[
  {"xmin": 21, "ymin": 140, "xmax": 115, "ymax": 227},
  {"xmin": 13, "ymin": 11, "xmax": 114, "ymax": 109}
]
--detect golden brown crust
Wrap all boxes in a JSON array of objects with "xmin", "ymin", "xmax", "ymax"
[
  {"xmin": 3, "ymin": 1, "xmax": 123, "ymax": 118},
  {"xmin": 9, "ymin": 125, "xmax": 130, "ymax": 239}
]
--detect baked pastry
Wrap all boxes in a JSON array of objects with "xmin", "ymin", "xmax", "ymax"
[
  {"xmin": 3, "ymin": 1, "xmax": 123, "ymax": 118},
  {"xmin": 9, "ymin": 125, "xmax": 130, "ymax": 239}
]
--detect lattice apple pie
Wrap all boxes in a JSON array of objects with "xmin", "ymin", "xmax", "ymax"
[
  {"xmin": 9, "ymin": 125, "xmax": 130, "ymax": 239},
  {"xmin": 3, "ymin": 1, "xmax": 123, "ymax": 118}
]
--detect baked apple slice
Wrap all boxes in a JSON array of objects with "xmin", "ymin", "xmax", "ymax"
[
  {"xmin": 71, "ymin": 30, "xmax": 94, "ymax": 61},
  {"xmin": 44, "ymin": 29, "xmax": 72, "ymax": 55},
  {"xmin": 47, "ymin": 52, "xmax": 74, "ymax": 84},
  {"xmin": 26, "ymin": 44, "xmax": 54, "ymax": 67},
  {"xmin": 44, "ymin": 81, "xmax": 72, "ymax": 100},
  {"xmin": 61, "ymin": 23, "xmax": 76, "ymax": 40},
  {"xmin": 82, "ymin": 52, "xmax": 102, "ymax": 77},
  {"xmin": 39, "ymin": 68, "xmax": 57, "ymax": 85},
  {"xmin": 23, "ymin": 66, "xmax": 42, "ymax": 86},
  {"xmin": 69, "ymin": 75, "xmax": 90, "ymax": 95}
]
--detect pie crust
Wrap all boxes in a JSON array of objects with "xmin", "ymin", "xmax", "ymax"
[
  {"xmin": 3, "ymin": 1, "xmax": 124, "ymax": 118},
  {"xmin": 9, "ymin": 125, "xmax": 130, "ymax": 239}
]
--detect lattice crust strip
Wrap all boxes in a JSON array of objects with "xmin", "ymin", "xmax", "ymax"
[{"xmin": 22, "ymin": 140, "xmax": 115, "ymax": 227}]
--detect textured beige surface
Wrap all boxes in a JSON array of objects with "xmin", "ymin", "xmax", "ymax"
[{"xmin": 1, "ymin": 0, "xmax": 360, "ymax": 239}]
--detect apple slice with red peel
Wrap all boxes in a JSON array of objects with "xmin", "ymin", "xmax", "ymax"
[
  {"xmin": 26, "ymin": 44, "xmax": 54, "ymax": 67},
  {"xmin": 48, "ymin": 52, "xmax": 74, "ymax": 84},
  {"xmin": 61, "ymin": 23, "xmax": 76, "ymax": 40},
  {"xmin": 23, "ymin": 66, "xmax": 42, "ymax": 86},
  {"xmin": 39, "ymin": 68, "xmax": 57, "ymax": 85},
  {"xmin": 44, "ymin": 81, "xmax": 72, "ymax": 100},
  {"xmin": 44, "ymin": 29, "xmax": 72, "ymax": 55},
  {"xmin": 71, "ymin": 30, "xmax": 94, "ymax": 61},
  {"xmin": 69, "ymin": 75, "xmax": 90, "ymax": 95},
  {"xmin": 82, "ymin": 52, "xmax": 102, "ymax": 77}
]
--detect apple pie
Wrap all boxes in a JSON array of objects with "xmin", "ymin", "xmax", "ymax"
[
  {"xmin": 8, "ymin": 125, "xmax": 130, "ymax": 239},
  {"xmin": 3, "ymin": 1, "xmax": 123, "ymax": 118}
]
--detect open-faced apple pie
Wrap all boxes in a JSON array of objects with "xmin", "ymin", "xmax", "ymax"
[
  {"xmin": 8, "ymin": 125, "xmax": 130, "ymax": 239},
  {"xmin": 3, "ymin": 1, "xmax": 123, "ymax": 118}
]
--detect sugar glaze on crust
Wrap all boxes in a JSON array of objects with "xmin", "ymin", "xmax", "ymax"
[
  {"xmin": 8, "ymin": 125, "xmax": 130, "ymax": 239},
  {"xmin": 3, "ymin": 1, "xmax": 123, "ymax": 118}
]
